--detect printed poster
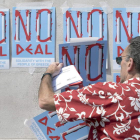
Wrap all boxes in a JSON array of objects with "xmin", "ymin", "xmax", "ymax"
[
  {"xmin": 0, "ymin": 9, "xmax": 9, "ymax": 69},
  {"xmin": 63, "ymin": 8, "xmax": 107, "ymax": 42},
  {"xmin": 12, "ymin": 7, "xmax": 55, "ymax": 67},
  {"xmin": 59, "ymin": 40, "xmax": 107, "ymax": 89}
]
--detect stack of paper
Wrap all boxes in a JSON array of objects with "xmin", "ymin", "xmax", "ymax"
[{"xmin": 52, "ymin": 65, "xmax": 83, "ymax": 91}]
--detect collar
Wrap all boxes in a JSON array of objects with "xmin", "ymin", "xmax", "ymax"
[{"xmin": 123, "ymin": 77, "xmax": 140, "ymax": 84}]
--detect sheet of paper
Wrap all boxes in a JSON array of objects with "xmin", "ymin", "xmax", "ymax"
[
  {"xmin": 12, "ymin": 7, "xmax": 55, "ymax": 67},
  {"xmin": 52, "ymin": 65, "xmax": 83, "ymax": 91}
]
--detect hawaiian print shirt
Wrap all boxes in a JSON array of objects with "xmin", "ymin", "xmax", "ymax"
[{"xmin": 54, "ymin": 77, "xmax": 140, "ymax": 140}]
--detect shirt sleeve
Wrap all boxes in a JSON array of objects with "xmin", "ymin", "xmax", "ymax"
[{"xmin": 54, "ymin": 81, "xmax": 126, "ymax": 123}]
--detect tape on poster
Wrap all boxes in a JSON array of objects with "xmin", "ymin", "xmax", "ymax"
[
  {"xmin": 99, "ymin": 1, "xmax": 112, "ymax": 14},
  {"xmin": 29, "ymin": 67, "xmax": 35, "ymax": 75},
  {"xmin": 125, "ymin": 5, "xmax": 140, "ymax": 12},
  {"xmin": 60, "ymin": 1, "xmax": 93, "ymax": 13},
  {"xmin": 24, "ymin": 119, "xmax": 29, "ymax": 127},
  {"xmin": 60, "ymin": 1, "xmax": 69, "ymax": 14},
  {"xmin": 70, "ymin": 37, "xmax": 98, "ymax": 46},
  {"xmin": 71, "ymin": 3, "xmax": 94, "ymax": 12},
  {"xmin": 16, "ymin": 1, "xmax": 53, "ymax": 10},
  {"xmin": 0, "ymin": 8, "xmax": 9, "ymax": 11}
]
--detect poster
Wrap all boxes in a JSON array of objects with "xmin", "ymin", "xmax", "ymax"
[
  {"xmin": 59, "ymin": 40, "xmax": 107, "ymax": 89},
  {"xmin": 25, "ymin": 111, "xmax": 89, "ymax": 140},
  {"xmin": 0, "ymin": 9, "xmax": 9, "ymax": 69},
  {"xmin": 113, "ymin": 8, "xmax": 140, "ymax": 69},
  {"xmin": 63, "ymin": 8, "xmax": 107, "ymax": 42},
  {"xmin": 12, "ymin": 7, "xmax": 55, "ymax": 67}
]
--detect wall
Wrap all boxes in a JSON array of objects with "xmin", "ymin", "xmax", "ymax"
[{"xmin": 0, "ymin": 0, "xmax": 139, "ymax": 139}]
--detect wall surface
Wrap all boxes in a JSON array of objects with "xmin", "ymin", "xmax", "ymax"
[{"xmin": 0, "ymin": 0, "xmax": 140, "ymax": 139}]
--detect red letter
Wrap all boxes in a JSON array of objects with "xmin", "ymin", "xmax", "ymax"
[
  {"xmin": 87, "ymin": 9, "xmax": 103, "ymax": 40},
  {"xmin": 25, "ymin": 44, "xmax": 33, "ymax": 54},
  {"xmin": 66, "ymin": 11, "xmax": 82, "ymax": 38},
  {"xmin": 47, "ymin": 126, "xmax": 55, "ymax": 135},
  {"xmin": 0, "ymin": 11, "xmax": 5, "ymax": 44},
  {"xmin": 0, "ymin": 12, "xmax": 5, "ymax": 44},
  {"xmin": 36, "ymin": 9, "xmax": 51, "ymax": 42},
  {"xmin": 115, "ymin": 10, "xmax": 132, "ymax": 42},
  {"xmin": 15, "ymin": 10, "xmax": 30, "ymax": 41},
  {"xmin": 45, "ymin": 44, "xmax": 52, "ymax": 55},
  {"xmin": 85, "ymin": 43, "xmax": 103, "ymax": 81},
  {"xmin": 0, "ymin": 47, "xmax": 7, "ymax": 56},
  {"xmin": 62, "ymin": 47, "xmax": 73, "ymax": 65},
  {"xmin": 117, "ymin": 46, "xmax": 124, "ymax": 57},
  {"xmin": 138, "ymin": 13, "xmax": 140, "ymax": 34},
  {"xmin": 38, "ymin": 116, "xmax": 48, "ymax": 126},
  {"xmin": 116, "ymin": 75, "xmax": 120, "ymax": 83},
  {"xmin": 16, "ymin": 44, "xmax": 24, "ymax": 55},
  {"xmin": 34, "ymin": 44, "xmax": 43, "ymax": 55},
  {"xmin": 49, "ymin": 136, "xmax": 60, "ymax": 140}
]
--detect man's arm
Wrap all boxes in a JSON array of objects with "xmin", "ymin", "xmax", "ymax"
[{"xmin": 38, "ymin": 62, "xmax": 63, "ymax": 111}]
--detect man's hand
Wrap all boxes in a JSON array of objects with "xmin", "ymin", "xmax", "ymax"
[
  {"xmin": 38, "ymin": 62, "xmax": 63, "ymax": 111},
  {"xmin": 46, "ymin": 62, "xmax": 63, "ymax": 77}
]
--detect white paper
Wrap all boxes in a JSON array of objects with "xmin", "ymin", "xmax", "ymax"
[
  {"xmin": 52, "ymin": 65, "xmax": 83, "ymax": 91},
  {"xmin": 70, "ymin": 37, "xmax": 98, "ymax": 46}
]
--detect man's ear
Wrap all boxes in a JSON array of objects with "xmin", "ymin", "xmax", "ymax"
[{"xmin": 127, "ymin": 58, "xmax": 134, "ymax": 72}]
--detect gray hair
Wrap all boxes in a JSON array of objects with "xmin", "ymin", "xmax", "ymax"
[{"xmin": 126, "ymin": 36, "xmax": 140, "ymax": 73}]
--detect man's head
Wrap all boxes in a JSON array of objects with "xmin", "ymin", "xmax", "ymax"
[{"xmin": 120, "ymin": 36, "xmax": 140, "ymax": 83}]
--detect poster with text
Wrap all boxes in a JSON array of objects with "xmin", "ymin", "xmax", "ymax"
[
  {"xmin": 25, "ymin": 111, "xmax": 89, "ymax": 140},
  {"xmin": 12, "ymin": 7, "xmax": 55, "ymax": 67},
  {"xmin": 63, "ymin": 8, "xmax": 107, "ymax": 42},
  {"xmin": 0, "ymin": 9, "xmax": 9, "ymax": 69},
  {"xmin": 59, "ymin": 40, "xmax": 107, "ymax": 90},
  {"xmin": 113, "ymin": 8, "xmax": 140, "ymax": 69}
]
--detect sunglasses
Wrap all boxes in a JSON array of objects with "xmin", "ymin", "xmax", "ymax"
[{"xmin": 116, "ymin": 55, "xmax": 130, "ymax": 65}]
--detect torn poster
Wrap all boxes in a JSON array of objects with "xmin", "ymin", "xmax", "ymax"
[
  {"xmin": 12, "ymin": 7, "xmax": 55, "ymax": 67},
  {"xmin": 0, "ymin": 9, "xmax": 9, "ymax": 69}
]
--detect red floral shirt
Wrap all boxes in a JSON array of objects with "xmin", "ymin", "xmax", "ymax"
[{"xmin": 54, "ymin": 78, "xmax": 140, "ymax": 140}]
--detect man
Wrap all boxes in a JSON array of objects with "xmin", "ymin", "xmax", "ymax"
[{"xmin": 38, "ymin": 36, "xmax": 140, "ymax": 140}]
